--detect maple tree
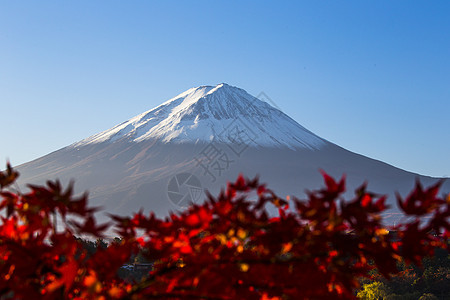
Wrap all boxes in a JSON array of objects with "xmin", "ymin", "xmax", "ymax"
[{"xmin": 0, "ymin": 163, "xmax": 448, "ymax": 299}]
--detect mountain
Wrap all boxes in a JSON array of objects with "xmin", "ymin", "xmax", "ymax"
[{"xmin": 15, "ymin": 83, "xmax": 449, "ymax": 223}]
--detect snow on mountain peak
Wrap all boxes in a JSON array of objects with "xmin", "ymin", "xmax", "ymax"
[{"xmin": 74, "ymin": 83, "xmax": 327, "ymax": 150}]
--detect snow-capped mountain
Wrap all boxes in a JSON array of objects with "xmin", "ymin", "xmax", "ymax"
[
  {"xmin": 75, "ymin": 83, "xmax": 326, "ymax": 150},
  {"xmin": 14, "ymin": 83, "xmax": 449, "ymax": 224}
]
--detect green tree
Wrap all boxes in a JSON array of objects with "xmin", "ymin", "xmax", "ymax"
[
  {"xmin": 357, "ymin": 282, "xmax": 390, "ymax": 300},
  {"xmin": 418, "ymin": 293, "xmax": 439, "ymax": 300}
]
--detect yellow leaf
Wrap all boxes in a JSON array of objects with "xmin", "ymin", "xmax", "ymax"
[
  {"xmin": 237, "ymin": 228, "xmax": 246, "ymax": 240},
  {"xmin": 239, "ymin": 263, "xmax": 249, "ymax": 272},
  {"xmin": 216, "ymin": 234, "xmax": 227, "ymax": 245},
  {"xmin": 376, "ymin": 228, "xmax": 389, "ymax": 236},
  {"xmin": 108, "ymin": 286, "xmax": 123, "ymax": 298}
]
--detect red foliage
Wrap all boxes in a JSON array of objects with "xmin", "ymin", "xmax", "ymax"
[{"xmin": 0, "ymin": 163, "xmax": 448, "ymax": 299}]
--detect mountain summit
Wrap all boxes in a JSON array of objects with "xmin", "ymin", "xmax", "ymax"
[{"xmin": 75, "ymin": 83, "xmax": 326, "ymax": 150}]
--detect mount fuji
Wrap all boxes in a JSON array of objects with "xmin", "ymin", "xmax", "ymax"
[{"xmin": 15, "ymin": 83, "xmax": 449, "ymax": 222}]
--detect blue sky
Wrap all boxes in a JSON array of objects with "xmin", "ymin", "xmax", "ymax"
[{"xmin": 1, "ymin": 1, "xmax": 449, "ymax": 177}]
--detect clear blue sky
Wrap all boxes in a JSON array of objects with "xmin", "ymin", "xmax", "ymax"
[{"xmin": 1, "ymin": 1, "xmax": 449, "ymax": 177}]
